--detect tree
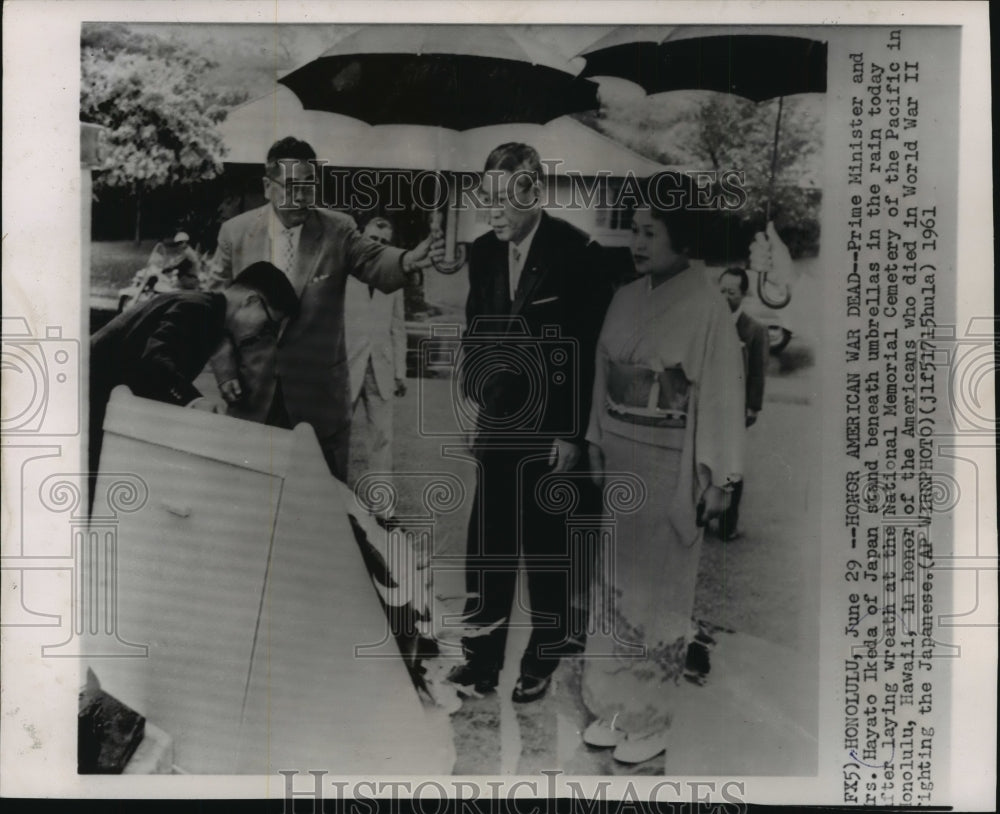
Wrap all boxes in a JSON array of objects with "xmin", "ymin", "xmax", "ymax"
[
  {"xmin": 81, "ymin": 24, "xmax": 247, "ymax": 242},
  {"xmin": 578, "ymin": 89, "xmax": 824, "ymax": 257},
  {"xmin": 685, "ymin": 94, "xmax": 822, "ymax": 242}
]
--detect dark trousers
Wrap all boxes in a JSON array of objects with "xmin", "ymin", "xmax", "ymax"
[
  {"xmin": 461, "ymin": 446, "xmax": 593, "ymax": 679},
  {"xmin": 718, "ymin": 478, "xmax": 745, "ymax": 538},
  {"xmin": 87, "ymin": 404, "xmax": 105, "ymax": 516},
  {"xmin": 267, "ymin": 378, "xmax": 349, "ymax": 483}
]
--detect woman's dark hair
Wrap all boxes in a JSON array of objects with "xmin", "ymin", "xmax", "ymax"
[
  {"xmin": 720, "ymin": 266, "xmax": 750, "ymax": 295},
  {"xmin": 641, "ymin": 172, "xmax": 702, "ymax": 258}
]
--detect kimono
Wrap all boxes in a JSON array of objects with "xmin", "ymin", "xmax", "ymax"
[{"xmin": 582, "ymin": 262, "xmax": 745, "ymax": 735}]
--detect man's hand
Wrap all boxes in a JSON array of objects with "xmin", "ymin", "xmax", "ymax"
[
  {"xmin": 749, "ymin": 221, "xmax": 793, "ymax": 284},
  {"xmin": 394, "ymin": 377, "xmax": 407, "ymax": 397},
  {"xmin": 402, "ymin": 228, "xmax": 446, "ymax": 272},
  {"xmin": 700, "ymin": 484, "xmax": 732, "ymax": 522},
  {"xmin": 746, "ymin": 409, "xmax": 758, "ymax": 428},
  {"xmin": 549, "ymin": 439, "xmax": 581, "ymax": 473},
  {"xmin": 218, "ymin": 378, "xmax": 243, "ymax": 404},
  {"xmin": 586, "ymin": 442, "xmax": 605, "ymax": 487}
]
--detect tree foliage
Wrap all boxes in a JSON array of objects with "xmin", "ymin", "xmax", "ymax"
[
  {"xmin": 684, "ymin": 94, "xmax": 822, "ymax": 229},
  {"xmin": 579, "ymin": 89, "xmax": 824, "ymax": 256},
  {"xmin": 81, "ymin": 24, "xmax": 247, "ymax": 196}
]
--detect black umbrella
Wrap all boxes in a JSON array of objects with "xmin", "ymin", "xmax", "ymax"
[
  {"xmin": 278, "ymin": 25, "xmax": 601, "ymax": 273},
  {"xmin": 581, "ymin": 28, "xmax": 826, "ymax": 306},
  {"xmin": 579, "ymin": 29, "xmax": 826, "ymax": 101},
  {"xmin": 279, "ymin": 25, "xmax": 600, "ymax": 130}
]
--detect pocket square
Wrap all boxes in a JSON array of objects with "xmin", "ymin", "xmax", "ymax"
[{"xmin": 529, "ymin": 296, "xmax": 559, "ymax": 306}]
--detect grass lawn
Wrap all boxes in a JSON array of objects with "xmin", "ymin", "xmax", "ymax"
[{"xmin": 90, "ymin": 240, "xmax": 159, "ymax": 295}]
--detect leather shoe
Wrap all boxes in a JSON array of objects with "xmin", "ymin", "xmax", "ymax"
[
  {"xmin": 683, "ymin": 630, "xmax": 715, "ymax": 686},
  {"xmin": 511, "ymin": 673, "xmax": 551, "ymax": 703},
  {"xmin": 445, "ymin": 661, "xmax": 498, "ymax": 695}
]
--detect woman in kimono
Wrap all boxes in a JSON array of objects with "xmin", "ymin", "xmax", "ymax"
[{"xmin": 581, "ymin": 202, "xmax": 746, "ymax": 764}]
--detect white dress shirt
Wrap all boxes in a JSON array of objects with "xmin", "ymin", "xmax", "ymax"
[{"xmin": 267, "ymin": 208, "xmax": 304, "ymax": 279}]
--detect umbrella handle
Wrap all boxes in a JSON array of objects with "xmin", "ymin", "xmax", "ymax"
[
  {"xmin": 750, "ymin": 224, "xmax": 792, "ymax": 309},
  {"xmin": 757, "ymin": 271, "xmax": 792, "ymax": 308},
  {"xmin": 431, "ymin": 243, "xmax": 468, "ymax": 275}
]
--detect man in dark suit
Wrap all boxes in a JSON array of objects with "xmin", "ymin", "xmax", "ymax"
[
  {"xmin": 446, "ymin": 143, "xmax": 612, "ymax": 703},
  {"xmin": 89, "ymin": 262, "xmax": 298, "ymax": 509},
  {"xmin": 717, "ymin": 267, "xmax": 770, "ymax": 540},
  {"xmin": 206, "ymin": 137, "xmax": 442, "ymax": 481}
]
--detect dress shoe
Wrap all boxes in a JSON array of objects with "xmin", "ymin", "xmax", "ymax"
[
  {"xmin": 612, "ymin": 730, "xmax": 667, "ymax": 764},
  {"xmin": 683, "ymin": 642, "xmax": 711, "ymax": 686},
  {"xmin": 683, "ymin": 630, "xmax": 715, "ymax": 686},
  {"xmin": 511, "ymin": 673, "xmax": 551, "ymax": 703},
  {"xmin": 445, "ymin": 661, "xmax": 498, "ymax": 695},
  {"xmin": 582, "ymin": 716, "xmax": 623, "ymax": 748}
]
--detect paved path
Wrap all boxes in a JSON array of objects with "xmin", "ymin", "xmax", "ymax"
[{"xmin": 392, "ymin": 368, "xmax": 820, "ymax": 774}]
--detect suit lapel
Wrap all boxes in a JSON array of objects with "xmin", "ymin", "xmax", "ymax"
[
  {"xmin": 245, "ymin": 208, "xmax": 270, "ymax": 272},
  {"xmin": 487, "ymin": 238, "xmax": 512, "ymax": 315},
  {"xmin": 289, "ymin": 211, "xmax": 324, "ymax": 294},
  {"xmin": 510, "ymin": 213, "xmax": 550, "ymax": 315},
  {"xmin": 736, "ymin": 312, "xmax": 750, "ymax": 342}
]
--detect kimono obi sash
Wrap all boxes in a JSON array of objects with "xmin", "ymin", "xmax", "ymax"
[{"xmin": 605, "ymin": 361, "xmax": 690, "ymax": 427}]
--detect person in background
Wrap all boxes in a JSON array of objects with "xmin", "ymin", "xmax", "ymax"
[
  {"xmin": 205, "ymin": 136, "xmax": 443, "ymax": 481},
  {"xmin": 717, "ymin": 266, "xmax": 770, "ymax": 541},
  {"xmin": 89, "ymin": 261, "xmax": 298, "ymax": 510},
  {"xmin": 344, "ymin": 217, "xmax": 408, "ymax": 506},
  {"xmin": 581, "ymin": 193, "xmax": 745, "ymax": 764}
]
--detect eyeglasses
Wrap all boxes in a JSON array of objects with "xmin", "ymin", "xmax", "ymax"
[
  {"xmin": 368, "ymin": 235, "xmax": 392, "ymax": 246},
  {"xmin": 248, "ymin": 293, "xmax": 279, "ymax": 327}
]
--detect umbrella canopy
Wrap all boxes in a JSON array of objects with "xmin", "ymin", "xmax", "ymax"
[
  {"xmin": 219, "ymin": 87, "xmax": 667, "ymax": 176},
  {"xmin": 580, "ymin": 27, "xmax": 826, "ymax": 101},
  {"xmin": 279, "ymin": 24, "xmax": 600, "ymax": 130}
]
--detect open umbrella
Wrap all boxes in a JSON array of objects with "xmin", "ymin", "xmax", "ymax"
[
  {"xmin": 278, "ymin": 25, "xmax": 601, "ymax": 272},
  {"xmin": 579, "ymin": 26, "xmax": 826, "ymax": 101},
  {"xmin": 580, "ymin": 27, "xmax": 827, "ymax": 306},
  {"xmin": 279, "ymin": 24, "xmax": 599, "ymax": 130}
]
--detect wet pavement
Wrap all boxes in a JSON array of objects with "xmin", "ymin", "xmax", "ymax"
[
  {"xmin": 398, "ymin": 366, "xmax": 821, "ymax": 776},
  {"xmin": 434, "ymin": 574, "xmax": 817, "ymax": 776}
]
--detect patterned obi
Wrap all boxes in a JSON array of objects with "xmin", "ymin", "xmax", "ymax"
[{"xmin": 605, "ymin": 361, "xmax": 690, "ymax": 428}]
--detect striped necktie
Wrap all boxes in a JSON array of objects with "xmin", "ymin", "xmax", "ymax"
[{"xmin": 281, "ymin": 228, "xmax": 296, "ymax": 276}]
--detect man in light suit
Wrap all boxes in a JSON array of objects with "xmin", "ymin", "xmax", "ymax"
[
  {"xmin": 345, "ymin": 217, "xmax": 408, "ymax": 494},
  {"xmin": 207, "ymin": 137, "xmax": 441, "ymax": 481},
  {"xmin": 446, "ymin": 143, "xmax": 612, "ymax": 703},
  {"xmin": 718, "ymin": 267, "xmax": 770, "ymax": 541}
]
